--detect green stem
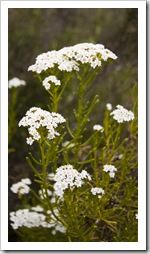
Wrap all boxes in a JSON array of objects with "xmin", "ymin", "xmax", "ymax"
[
  {"xmin": 39, "ymin": 139, "xmax": 68, "ymax": 229},
  {"xmin": 73, "ymin": 68, "xmax": 100, "ymax": 168},
  {"xmin": 26, "ymin": 157, "xmax": 42, "ymax": 179},
  {"xmin": 68, "ymin": 235, "xmax": 72, "ymax": 242},
  {"xmin": 108, "ymin": 123, "xmax": 121, "ymax": 163}
]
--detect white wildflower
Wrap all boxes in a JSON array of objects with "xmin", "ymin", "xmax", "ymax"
[
  {"xmin": 42, "ymin": 75, "xmax": 61, "ymax": 90},
  {"xmin": 80, "ymin": 170, "xmax": 92, "ymax": 181},
  {"xmin": 55, "ymin": 224, "xmax": 66, "ymax": 234},
  {"xmin": 19, "ymin": 107, "xmax": 66, "ymax": 145},
  {"xmin": 53, "ymin": 165, "xmax": 91, "ymax": 197},
  {"xmin": 28, "ymin": 43, "xmax": 117, "ymax": 74},
  {"xmin": 8, "ymin": 77, "xmax": 26, "ymax": 89},
  {"xmin": 93, "ymin": 124, "xmax": 104, "ymax": 132},
  {"xmin": 109, "ymin": 172, "xmax": 115, "ymax": 178},
  {"xmin": 10, "ymin": 178, "xmax": 32, "ymax": 195},
  {"xmin": 31, "ymin": 205, "xmax": 44, "ymax": 212},
  {"xmin": 10, "ymin": 209, "xmax": 48, "ymax": 229},
  {"xmin": 50, "ymin": 197, "xmax": 56, "ymax": 204},
  {"xmin": 106, "ymin": 103, "xmax": 112, "ymax": 111},
  {"xmin": 110, "ymin": 105, "xmax": 134, "ymax": 123},
  {"xmin": 135, "ymin": 213, "xmax": 138, "ymax": 220},
  {"xmin": 10, "ymin": 207, "xmax": 66, "ymax": 232},
  {"xmin": 91, "ymin": 187, "xmax": 105, "ymax": 198},
  {"xmin": 21, "ymin": 178, "xmax": 31, "ymax": 185},
  {"xmin": 26, "ymin": 137, "xmax": 34, "ymax": 145},
  {"xmin": 103, "ymin": 164, "xmax": 117, "ymax": 178}
]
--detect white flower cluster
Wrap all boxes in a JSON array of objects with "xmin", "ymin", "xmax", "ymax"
[
  {"xmin": 10, "ymin": 206, "xmax": 66, "ymax": 234},
  {"xmin": 28, "ymin": 43, "xmax": 117, "ymax": 74},
  {"xmin": 91, "ymin": 187, "xmax": 105, "ymax": 198},
  {"xmin": 38, "ymin": 188, "xmax": 52, "ymax": 200},
  {"xmin": 110, "ymin": 105, "xmax": 134, "ymax": 123},
  {"xmin": 8, "ymin": 77, "xmax": 26, "ymax": 89},
  {"xmin": 53, "ymin": 165, "xmax": 91, "ymax": 197},
  {"xmin": 18, "ymin": 107, "xmax": 66, "ymax": 145},
  {"xmin": 93, "ymin": 124, "xmax": 104, "ymax": 132},
  {"xmin": 10, "ymin": 209, "xmax": 47, "ymax": 229},
  {"xmin": 135, "ymin": 213, "xmax": 138, "ymax": 220},
  {"xmin": 31, "ymin": 205, "xmax": 44, "ymax": 212},
  {"xmin": 42, "ymin": 75, "xmax": 61, "ymax": 90},
  {"xmin": 103, "ymin": 164, "xmax": 117, "ymax": 178},
  {"xmin": 10, "ymin": 178, "xmax": 31, "ymax": 195},
  {"xmin": 106, "ymin": 103, "xmax": 112, "ymax": 111}
]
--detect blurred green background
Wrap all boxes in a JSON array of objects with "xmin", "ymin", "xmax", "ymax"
[{"xmin": 8, "ymin": 8, "xmax": 138, "ymax": 241}]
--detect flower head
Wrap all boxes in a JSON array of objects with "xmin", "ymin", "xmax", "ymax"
[
  {"xmin": 8, "ymin": 77, "xmax": 26, "ymax": 89},
  {"xmin": 10, "ymin": 178, "xmax": 32, "ymax": 195},
  {"xmin": 10, "ymin": 207, "xmax": 66, "ymax": 233},
  {"xmin": 93, "ymin": 124, "xmax": 104, "ymax": 132},
  {"xmin": 110, "ymin": 105, "xmax": 134, "ymax": 123},
  {"xmin": 18, "ymin": 107, "xmax": 66, "ymax": 145},
  {"xmin": 53, "ymin": 165, "xmax": 91, "ymax": 197},
  {"xmin": 91, "ymin": 187, "xmax": 105, "ymax": 198},
  {"xmin": 103, "ymin": 164, "xmax": 117, "ymax": 178},
  {"xmin": 106, "ymin": 103, "xmax": 112, "ymax": 111},
  {"xmin": 42, "ymin": 75, "xmax": 61, "ymax": 90},
  {"xmin": 31, "ymin": 205, "xmax": 44, "ymax": 212},
  {"xmin": 21, "ymin": 178, "xmax": 32, "ymax": 185},
  {"xmin": 10, "ymin": 209, "xmax": 51, "ymax": 229},
  {"xmin": 28, "ymin": 43, "xmax": 117, "ymax": 74}
]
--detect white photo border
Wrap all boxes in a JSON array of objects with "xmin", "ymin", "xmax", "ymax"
[{"xmin": 0, "ymin": 0, "xmax": 146, "ymax": 251}]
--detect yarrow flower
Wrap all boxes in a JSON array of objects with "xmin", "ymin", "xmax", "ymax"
[
  {"xmin": 10, "ymin": 178, "xmax": 31, "ymax": 195},
  {"xmin": 103, "ymin": 164, "xmax": 117, "ymax": 178},
  {"xmin": 42, "ymin": 75, "xmax": 61, "ymax": 90},
  {"xmin": 8, "ymin": 77, "xmax": 26, "ymax": 89},
  {"xmin": 106, "ymin": 103, "xmax": 112, "ymax": 111},
  {"xmin": 21, "ymin": 178, "xmax": 32, "ymax": 185},
  {"xmin": 135, "ymin": 213, "xmax": 138, "ymax": 220},
  {"xmin": 28, "ymin": 43, "xmax": 117, "ymax": 74},
  {"xmin": 10, "ymin": 208, "xmax": 66, "ymax": 233},
  {"xmin": 93, "ymin": 124, "xmax": 104, "ymax": 132},
  {"xmin": 91, "ymin": 187, "xmax": 105, "ymax": 198},
  {"xmin": 110, "ymin": 105, "xmax": 134, "ymax": 123},
  {"xmin": 18, "ymin": 107, "xmax": 66, "ymax": 145},
  {"xmin": 53, "ymin": 165, "xmax": 91, "ymax": 197},
  {"xmin": 31, "ymin": 205, "xmax": 44, "ymax": 212}
]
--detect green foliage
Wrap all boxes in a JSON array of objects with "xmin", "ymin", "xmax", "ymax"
[{"xmin": 9, "ymin": 53, "xmax": 138, "ymax": 242}]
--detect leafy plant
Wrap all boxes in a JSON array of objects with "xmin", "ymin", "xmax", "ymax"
[{"xmin": 9, "ymin": 43, "xmax": 138, "ymax": 242}]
